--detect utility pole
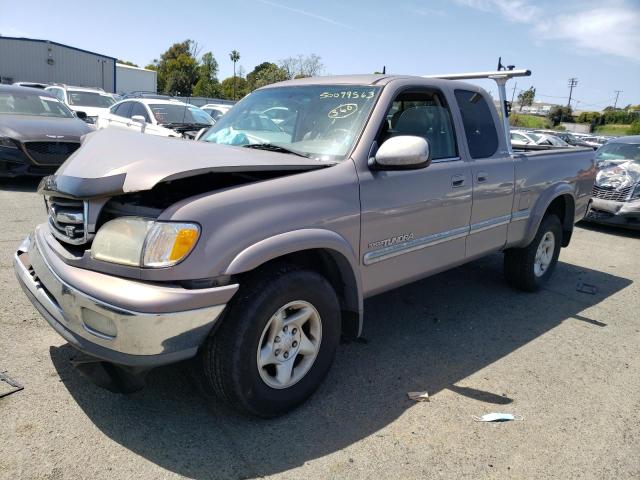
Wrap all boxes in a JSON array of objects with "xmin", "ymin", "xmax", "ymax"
[
  {"xmin": 567, "ymin": 78, "xmax": 578, "ymax": 108},
  {"xmin": 613, "ymin": 90, "xmax": 623, "ymax": 109},
  {"xmin": 511, "ymin": 81, "xmax": 517, "ymax": 103}
]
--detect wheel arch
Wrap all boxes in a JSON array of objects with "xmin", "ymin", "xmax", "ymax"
[
  {"xmin": 522, "ymin": 185, "xmax": 576, "ymax": 248},
  {"xmin": 224, "ymin": 229, "xmax": 364, "ymax": 337}
]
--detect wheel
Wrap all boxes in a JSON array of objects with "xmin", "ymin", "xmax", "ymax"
[
  {"xmin": 201, "ymin": 266, "xmax": 341, "ymax": 417},
  {"xmin": 504, "ymin": 214, "xmax": 563, "ymax": 292}
]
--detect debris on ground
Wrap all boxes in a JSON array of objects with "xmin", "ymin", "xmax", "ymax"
[
  {"xmin": 407, "ymin": 391, "xmax": 430, "ymax": 402},
  {"xmin": 472, "ymin": 413, "xmax": 524, "ymax": 422},
  {"xmin": 576, "ymin": 283, "xmax": 598, "ymax": 295},
  {"xmin": 0, "ymin": 371, "xmax": 24, "ymax": 398}
]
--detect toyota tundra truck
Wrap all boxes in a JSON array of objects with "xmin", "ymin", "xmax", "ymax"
[{"xmin": 14, "ymin": 71, "xmax": 596, "ymax": 416}]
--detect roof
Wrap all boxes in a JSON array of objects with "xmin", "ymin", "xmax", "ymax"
[
  {"xmin": 0, "ymin": 36, "xmax": 116, "ymax": 61},
  {"xmin": 115, "ymin": 63, "xmax": 157, "ymax": 73},
  {"xmin": 116, "ymin": 98, "xmax": 194, "ymax": 107},
  {"xmin": 259, "ymin": 74, "xmax": 482, "ymax": 92},
  {"xmin": 609, "ymin": 135, "xmax": 640, "ymax": 144},
  {"xmin": 0, "ymin": 84, "xmax": 56, "ymax": 96},
  {"xmin": 51, "ymin": 85, "xmax": 108, "ymax": 93}
]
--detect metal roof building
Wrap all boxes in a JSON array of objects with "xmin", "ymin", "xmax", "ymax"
[{"xmin": 0, "ymin": 36, "xmax": 116, "ymax": 92}]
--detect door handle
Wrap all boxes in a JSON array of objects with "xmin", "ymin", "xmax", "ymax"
[
  {"xmin": 451, "ymin": 174, "xmax": 466, "ymax": 188},
  {"xmin": 476, "ymin": 171, "xmax": 488, "ymax": 183}
]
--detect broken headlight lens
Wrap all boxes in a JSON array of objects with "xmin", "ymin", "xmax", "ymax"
[
  {"xmin": 91, "ymin": 217, "xmax": 199, "ymax": 267},
  {"xmin": 0, "ymin": 137, "xmax": 18, "ymax": 149}
]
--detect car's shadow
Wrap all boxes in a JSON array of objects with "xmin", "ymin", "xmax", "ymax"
[
  {"xmin": 577, "ymin": 220, "xmax": 640, "ymax": 239},
  {"xmin": 50, "ymin": 253, "xmax": 632, "ymax": 479},
  {"xmin": 0, "ymin": 176, "xmax": 41, "ymax": 192}
]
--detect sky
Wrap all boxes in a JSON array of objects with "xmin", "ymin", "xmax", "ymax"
[{"xmin": 1, "ymin": 0, "xmax": 638, "ymax": 110}]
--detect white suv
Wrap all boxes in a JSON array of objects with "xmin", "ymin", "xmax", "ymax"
[
  {"xmin": 96, "ymin": 98, "xmax": 214, "ymax": 138},
  {"xmin": 201, "ymin": 103, "xmax": 232, "ymax": 121},
  {"xmin": 45, "ymin": 85, "xmax": 116, "ymax": 124}
]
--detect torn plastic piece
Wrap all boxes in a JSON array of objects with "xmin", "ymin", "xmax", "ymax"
[
  {"xmin": 407, "ymin": 391, "xmax": 430, "ymax": 402},
  {"xmin": 0, "ymin": 371, "xmax": 24, "ymax": 398},
  {"xmin": 576, "ymin": 283, "xmax": 598, "ymax": 295},
  {"xmin": 472, "ymin": 412, "xmax": 524, "ymax": 422}
]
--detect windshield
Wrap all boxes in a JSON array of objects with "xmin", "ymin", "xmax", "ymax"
[
  {"xmin": 202, "ymin": 85, "xmax": 382, "ymax": 160},
  {"xmin": 596, "ymin": 143, "xmax": 640, "ymax": 165},
  {"xmin": 149, "ymin": 104, "xmax": 214, "ymax": 125},
  {"xmin": 0, "ymin": 92, "xmax": 74, "ymax": 118},
  {"xmin": 67, "ymin": 90, "xmax": 115, "ymax": 108}
]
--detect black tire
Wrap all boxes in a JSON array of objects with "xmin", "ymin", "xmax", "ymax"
[
  {"xmin": 201, "ymin": 265, "xmax": 341, "ymax": 417},
  {"xmin": 504, "ymin": 214, "xmax": 563, "ymax": 292}
]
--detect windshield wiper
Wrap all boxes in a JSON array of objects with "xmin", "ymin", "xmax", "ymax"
[{"xmin": 243, "ymin": 143, "xmax": 310, "ymax": 158}]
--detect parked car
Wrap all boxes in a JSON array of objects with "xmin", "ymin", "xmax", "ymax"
[
  {"xmin": 95, "ymin": 98, "xmax": 214, "ymax": 139},
  {"xmin": 511, "ymin": 130, "xmax": 570, "ymax": 149},
  {"xmin": 546, "ymin": 131, "xmax": 597, "ymax": 149},
  {"xmin": 201, "ymin": 103, "xmax": 232, "ymax": 121},
  {"xmin": 0, "ymin": 85, "xmax": 93, "ymax": 177},
  {"xmin": 14, "ymin": 74, "xmax": 595, "ymax": 416},
  {"xmin": 12, "ymin": 81, "xmax": 48, "ymax": 90},
  {"xmin": 510, "ymin": 129, "xmax": 543, "ymax": 147},
  {"xmin": 45, "ymin": 85, "xmax": 116, "ymax": 125},
  {"xmin": 584, "ymin": 136, "xmax": 640, "ymax": 229}
]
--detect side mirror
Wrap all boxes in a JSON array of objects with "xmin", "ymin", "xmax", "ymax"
[
  {"xmin": 75, "ymin": 111, "xmax": 87, "ymax": 120},
  {"xmin": 371, "ymin": 136, "xmax": 431, "ymax": 170},
  {"xmin": 131, "ymin": 115, "xmax": 146, "ymax": 124},
  {"xmin": 195, "ymin": 127, "xmax": 209, "ymax": 141}
]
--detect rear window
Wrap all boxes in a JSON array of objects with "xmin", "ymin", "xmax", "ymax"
[
  {"xmin": 67, "ymin": 90, "xmax": 115, "ymax": 108},
  {"xmin": 454, "ymin": 89, "xmax": 499, "ymax": 159}
]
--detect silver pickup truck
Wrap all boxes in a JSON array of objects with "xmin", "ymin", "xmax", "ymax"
[{"xmin": 14, "ymin": 72, "xmax": 596, "ymax": 416}]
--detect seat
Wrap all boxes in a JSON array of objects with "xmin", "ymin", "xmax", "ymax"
[{"xmin": 394, "ymin": 106, "xmax": 454, "ymax": 159}]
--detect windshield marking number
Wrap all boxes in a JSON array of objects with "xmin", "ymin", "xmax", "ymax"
[{"xmin": 320, "ymin": 91, "xmax": 375, "ymax": 99}]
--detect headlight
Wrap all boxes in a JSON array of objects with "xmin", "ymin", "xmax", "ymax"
[
  {"xmin": 0, "ymin": 137, "xmax": 17, "ymax": 149},
  {"xmin": 91, "ymin": 217, "xmax": 200, "ymax": 267}
]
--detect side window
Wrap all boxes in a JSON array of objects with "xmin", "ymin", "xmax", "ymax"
[
  {"xmin": 113, "ymin": 102, "xmax": 133, "ymax": 118},
  {"xmin": 511, "ymin": 133, "xmax": 528, "ymax": 142},
  {"xmin": 130, "ymin": 102, "xmax": 150, "ymax": 122},
  {"xmin": 454, "ymin": 89, "xmax": 499, "ymax": 159},
  {"xmin": 379, "ymin": 89, "xmax": 457, "ymax": 160}
]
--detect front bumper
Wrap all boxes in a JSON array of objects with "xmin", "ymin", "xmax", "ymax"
[
  {"xmin": 584, "ymin": 197, "xmax": 640, "ymax": 230},
  {"xmin": 0, "ymin": 148, "xmax": 57, "ymax": 177},
  {"xmin": 14, "ymin": 233, "xmax": 239, "ymax": 367}
]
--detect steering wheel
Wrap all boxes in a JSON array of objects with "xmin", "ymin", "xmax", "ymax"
[{"xmin": 324, "ymin": 128, "xmax": 351, "ymax": 141}]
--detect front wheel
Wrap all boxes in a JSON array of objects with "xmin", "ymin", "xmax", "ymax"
[
  {"xmin": 504, "ymin": 214, "xmax": 563, "ymax": 292},
  {"xmin": 200, "ymin": 267, "xmax": 341, "ymax": 417}
]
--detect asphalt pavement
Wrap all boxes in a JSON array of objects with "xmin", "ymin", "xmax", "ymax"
[{"xmin": 1, "ymin": 177, "xmax": 639, "ymax": 479}]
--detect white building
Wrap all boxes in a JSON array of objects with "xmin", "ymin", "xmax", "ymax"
[{"xmin": 115, "ymin": 63, "xmax": 157, "ymax": 94}]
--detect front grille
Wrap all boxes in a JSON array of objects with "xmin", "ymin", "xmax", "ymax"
[
  {"xmin": 24, "ymin": 142, "xmax": 80, "ymax": 166},
  {"xmin": 46, "ymin": 196, "xmax": 88, "ymax": 245},
  {"xmin": 592, "ymin": 185, "xmax": 632, "ymax": 202}
]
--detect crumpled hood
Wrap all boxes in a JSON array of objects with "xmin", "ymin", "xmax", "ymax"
[
  {"xmin": 595, "ymin": 160, "xmax": 640, "ymax": 189},
  {"xmin": 43, "ymin": 128, "xmax": 334, "ymax": 198}
]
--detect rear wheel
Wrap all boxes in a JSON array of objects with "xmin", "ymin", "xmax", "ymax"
[
  {"xmin": 201, "ymin": 266, "xmax": 340, "ymax": 417},
  {"xmin": 504, "ymin": 214, "xmax": 563, "ymax": 292}
]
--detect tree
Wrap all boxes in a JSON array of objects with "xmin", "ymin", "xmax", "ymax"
[
  {"xmin": 229, "ymin": 50, "xmax": 241, "ymax": 100},
  {"xmin": 629, "ymin": 121, "xmax": 640, "ymax": 135},
  {"xmin": 548, "ymin": 105, "xmax": 573, "ymax": 126},
  {"xmin": 279, "ymin": 54, "xmax": 324, "ymax": 79},
  {"xmin": 156, "ymin": 40, "xmax": 199, "ymax": 95},
  {"xmin": 193, "ymin": 51, "xmax": 221, "ymax": 97},
  {"xmin": 220, "ymin": 76, "xmax": 248, "ymax": 100},
  {"xmin": 246, "ymin": 62, "xmax": 288, "ymax": 91},
  {"xmin": 117, "ymin": 59, "xmax": 138, "ymax": 67},
  {"xmin": 517, "ymin": 87, "xmax": 535, "ymax": 111}
]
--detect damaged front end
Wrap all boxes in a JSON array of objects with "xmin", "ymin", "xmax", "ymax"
[
  {"xmin": 586, "ymin": 160, "xmax": 640, "ymax": 230},
  {"xmin": 15, "ymin": 129, "xmax": 334, "ymax": 389}
]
